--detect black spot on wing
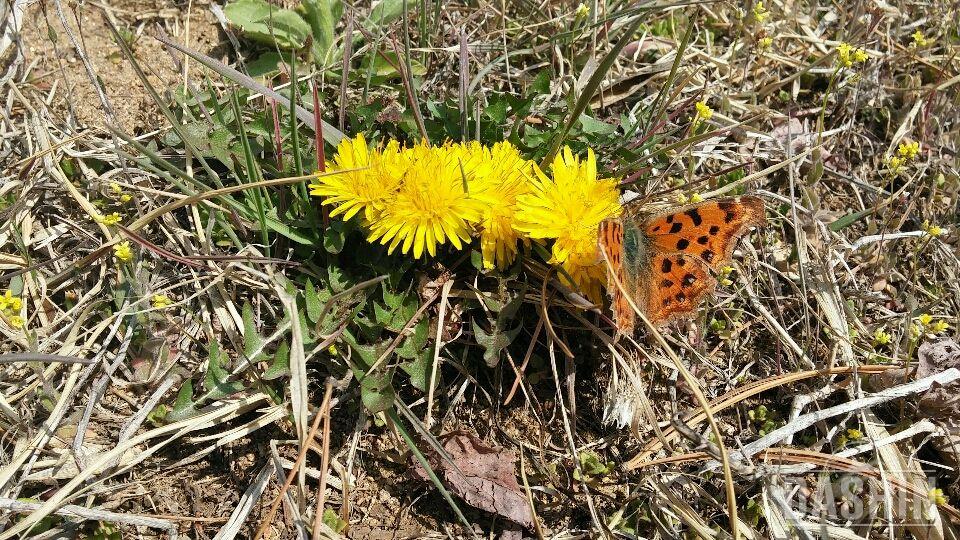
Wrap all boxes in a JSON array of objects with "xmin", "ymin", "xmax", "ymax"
[
  {"xmin": 661, "ymin": 259, "xmax": 672, "ymax": 273},
  {"xmin": 685, "ymin": 209, "xmax": 703, "ymax": 226},
  {"xmin": 661, "ymin": 279, "xmax": 674, "ymax": 288},
  {"xmin": 677, "ymin": 239, "xmax": 690, "ymax": 250},
  {"xmin": 676, "ymin": 291, "xmax": 687, "ymax": 302},
  {"xmin": 682, "ymin": 273, "xmax": 696, "ymax": 286},
  {"xmin": 702, "ymin": 250, "xmax": 715, "ymax": 263},
  {"xmin": 709, "ymin": 225, "xmax": 720, "ymax": 235},
  {"xmin": 697, "ymin": 236, "xmax": 708, "ymax": 245},
  {"xmin": 669, "ymin": 222, "xmax": 683, "ymax": 234}
]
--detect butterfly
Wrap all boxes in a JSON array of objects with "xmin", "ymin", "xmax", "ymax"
[{"xmin": 598, "ymin": 196, "xmax": 766, "ymax": 333}]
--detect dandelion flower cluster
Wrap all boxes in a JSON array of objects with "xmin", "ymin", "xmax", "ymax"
[
  {"xmin": 0, "ymin": 290, "xmax": 24, "ymax": 329},
  {"xmin": 310, "ymin": 137, "xmax": 623, "ymax": 298}
]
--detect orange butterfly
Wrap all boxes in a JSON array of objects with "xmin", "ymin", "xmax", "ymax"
[{"xmin": 599, "ymin": 196, "xmax": 766, "ymax": 333}]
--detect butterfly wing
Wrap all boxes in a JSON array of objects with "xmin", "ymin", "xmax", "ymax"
[
  {"xmin": 643, "ymin": 196, "xmax": 766, "ymax": 270},
  {"xmin": 599, "ymin": 219, "xmax": 635, "ymax": 333},
  {"xmin": 642, "ymin": 252, "xmax": 716, "ymax": 325}
]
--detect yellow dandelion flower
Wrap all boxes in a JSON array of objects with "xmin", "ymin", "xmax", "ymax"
[
  {"xmin": 366, "ymin": 145, "xmax": 483, "ymax": 259},
  {"xmin": 98, "ymin": 212, "xmax": 122, "ymax": 226},
  {"xmin": 151, "ymin": 294, "xmax": 173, "ymax": 309},
  {"xmin": 468, "ymin": 141, "xmax": 535, "ymax": 269},
  {"xmin": 912, "ymin": 30, "xmax": 930, "ymax": 47},
  {"xmin": 514, "ymin": 147, "xmax": 622, "ymax": 300},
  {"xmin": 308, "ymin": 134, "xmax": 407, "ymax": 223},
  {"xmin": 113, "ymin": 241, "xmax": 133, "ymax": 262}
]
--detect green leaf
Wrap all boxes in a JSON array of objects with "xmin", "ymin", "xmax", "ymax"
[
  {"xmin": 395, "ymin": 318, "xmax": 429, "ymax": 360},
  {"xmin": 829, "ymin": 208, "xmax": 873, "ymax": 232},
  {"xmin": 242, "ymin": 302, "xmax": 264, "ymax": 361},
  {"xmin": 263, "ymin": 340, "xmax": 291, "ymax": 380},
  {"xmin": 367, "ymin": 0, "xmax": 403, "ymax": 28},
  {"xmin": 204, "ymin": 341, "xmax": 246, "ymax": 400},
  {"xmin": 322, "ymin": 219, "xmax": 347, "ymax": 254},
  {"xmin": 304, "ymin": 278, "xmax": 326, "ymax": 324},
  {"xmin": 400, "ymin": 347, "xmax": 433, "ymax": 392},
  {"xmin": 579, "ymin": 113, "xmax": 616, "ymax": 135},
  {"xmin": 223, "ymin": 0, "xmax": 312, "ymax": 49},
  {"xmin": 472, "ymin": 286, "xmax": 526, "ymax": 367},
  {"xmin": 299, "ymin": 0, "xmax": 339, "ymax": 63},
  {"xmin": 167, "ymin": 379, "xmax": 197, "ymax": 423},
  {"xmin": 374, "ymin": 287, "xmax": 418, "ymax": 333}
]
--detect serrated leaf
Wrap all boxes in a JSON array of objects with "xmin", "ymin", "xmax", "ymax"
[
  {"xmin": 242, "ymin": 302, "xmax": 264, "ymax": 361},
  {"xmin": 400, "ymin": 347, "xmax": 433, "ymax": 392},
  {"xmin": 396, "ymin": 318, "xmax": 429, "ymax": 360},
  {"xmin": 263, "ymin": 340, "xmax": 290, "ymax": 380},
  {"xmin": 359, "ymin": 368, "xmax": 396, "ymax": 413},
  {"xmin": 375, "ymin": 286, "xmax": 418, "ymax": 333},
  {"xmin": 472, "ymin": 286, "xmax": 526, "ymax": 367},
  {"xmin": 322, "ymin": 219, "xmax": 347, "ymax": 253},
  {"xmin": 204, "ymin": 341, "xmax": 246, "ymax": 400}
]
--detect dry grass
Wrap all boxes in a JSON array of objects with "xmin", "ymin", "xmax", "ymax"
[{"xmin": 1, "ymin": 0, "xmax": 959, "ymax": 538}]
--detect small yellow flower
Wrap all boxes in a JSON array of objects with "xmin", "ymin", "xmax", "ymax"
[
  {"xmin": 575, "ymin": 2, "xmax": 589, "ymax": 18},
  {"xmin": 930, "ymin": 320, "xmax": 950, "ymax": 334},
  {"xmin": 719, "ymin": 265, "xmax": 735, "ymax": 287},
  {"xmin": 758, "ymin": 36, "xmax": 773, "ymax": 50},
  {"xmin": 872, "ymin": 328, "xmax": 892, "ymax": 346},
  {"xmin": 1, "ymin": 290, "xmax": 21, "ymax": 313},
  {"xmin": 151, "ymin": 294, "xmax": 173, "ymax": 309},
  {"xmin": 675, "ymin": 192, "xmax": 689, "ymax": 204},
  {"xmin": 98, "ymin": 212, "xmax": 122, "ymax": 226},
  {"xmin": 752, "ymin": 1, "xmax": 769, "ymax": 23},
  {"xmin": 912, "ymin": 30, "xmax": 930, "ymax": 47},
  {"xmin": 837, "ymin": 42, "xmax": 868, "ymax": 68},
  {"xmin": 113, "ymin": 241, "xmax": 133, "ymax": 262},
  {"xmin": 885, "ymin": 155, "xmax": 905, "ymax": 174},
  {"xmin": 898, "ymin": 140, "xmax": 920, "ymax": 160},
  {"xmin": 694, "ymin": 100, "xmax": 713, "ymax": 122},
  {"xmin": 930, "ymin": 488, "xmax": 947, "ymax": 506},
  {"xmin": 110, "ymin": 182, "xmax": 123, "ymax": 195},
  {"xmin": 846, "ymin": 428, "xmax": 863, "ymax": 440},
  {"xmin": 918, "ymin": 313, "xmax": 934, "ymax": 327},
  {"xmin": 923, "ymin": 221, "xmax": 943, "ymax": 237},
  {"xmin": 6, "ymin": 315, "xmax": 23, "ymax": 329},
  {"xmin": 689, "ymin": 193, "xmax": 704, "ymax": 203},
  {"xmin": 120, "ymin": 194, "xmax": 132, "ymax": 203},
  {"xmin": 910, "ymin": 323, "xmax": 923, "ymax": 339}
]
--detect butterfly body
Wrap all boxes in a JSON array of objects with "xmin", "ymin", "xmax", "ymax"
[{"xmin": 599, "ymin": 196, "xmax": 766, "ymax": 332}]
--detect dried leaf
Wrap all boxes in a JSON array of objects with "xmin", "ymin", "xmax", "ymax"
[{"xmin": 411, "ymin": 431, "xmax": 534, "ymax": 529}]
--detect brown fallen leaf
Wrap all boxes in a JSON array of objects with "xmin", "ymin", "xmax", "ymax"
[{"xmin": 411, "ymin": 430, "xmax": 534, "ymax": 529}]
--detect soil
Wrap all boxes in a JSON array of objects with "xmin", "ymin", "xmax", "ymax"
[{"xmin": 21, "ymin": 0, "xmax": 225, "ymax": 133}]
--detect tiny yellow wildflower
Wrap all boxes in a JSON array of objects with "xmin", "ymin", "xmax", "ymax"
[
  {"xmin": 694, "ymin": 100, "xmax": 713, "ymax": 122},
  {"xmin": 918, "ymin": 313, "xmax": 934, "ymax": 326},
  {"xmin": 151, "ymin": 294, "xmax": 173, "ymax": 309},
  {"xmin": 886, "ymin": 155, "xmax": 905, "ymax": 174},
  {"xmin": 872, "ymin": 328, "xmax": 892, "ymax": 346},
  {"xmin": 923, "ymin": 221, "xmax": 943, "ymax": 237},
  {"xmin": 898, "ymin": 140, "xmax": 920, "ymax": 160},
  {"xmin": 113, "ymin": 241, "xmax": 133, "ymax": 262},
  {"xmin": 0, "ymin": 290, "xmax": 21, "ymax": 313},
  {"xmin": 575, "ymin": 3, "xmax": 589, "ymax": 18},
  {"xmin": 912, "ymin": 30, "xmax": 930, "ymax": 47},
  {"xmin": 837, "ymin": 42, "xmax": 868, "ymax": 68},
  {"xmin": 98, "ymin": 212, "xmax": 122, "ymax": 226},
  {"xmin": 6, "ymin": 315, "xmax": 24, "ymax": 329},
  {"xmin": 930, "ymin": 320, "xmax": 950, "ymax": 334},
  {"xmin": 110, "ymin": 182, "xmax": 123, "ymax": 195},
  {"xmin": 758, "ymin": 36, "xmax": 773, "ymax": 50},
  {"xmin": 846, "ymin": 428, "xmax": 863, "ymax": 440},
  {"xmin": 120, "ymin": 194, "xmax": 133, "ymax": 203},
  {"xmin": 910, "ymin": 323, "xmax": 923, "ymax": 339},
  {"xmin": 752, "ymin": 1, "xmax": 769, "ymax": 23},
  {"xmin": 675, "ymin": 192, "xmax": 689, "ymax": 204},
  {"xmin": 930, "ymin": 488, "xmax": 947, "ymax": 506},
  {"xmin": 719, "ymin": 265, "xmax": 735, "ymax": 287},
  {"xmin": 689, "ymin": 193, "xmax": 704, "ymax": 203}
]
